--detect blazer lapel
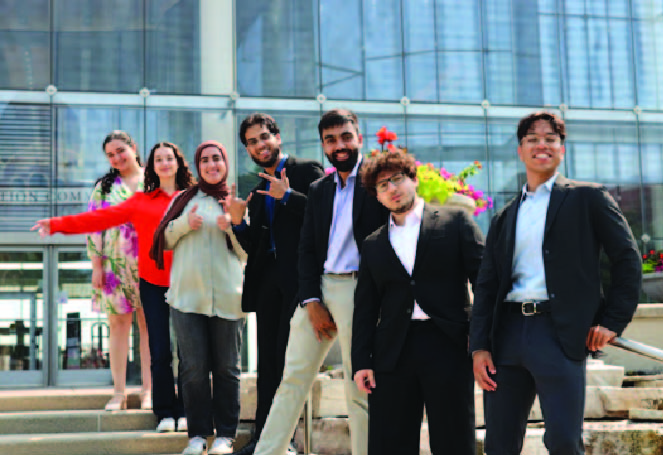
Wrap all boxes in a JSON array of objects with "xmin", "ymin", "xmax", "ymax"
[
  {"xmin": 544, "ymin": 175, "xmax": 570, "ymax": 238},
  {"xmin": 413, "ymin": 204, "xmax": 438, "ymax": 275},
  {"xmin": 252, "ymin": 179, "xmax": 268, "ymax": 227},
  {"xmin": 321, "ymin": 174, "xmax": 336, "ymax": 238},
  {"xmin": 503, "ymin": 196, "xmax": 520, "ymax": 274},
  {"xmin": 352, "ymin": 173, "xmax": 366, "ymax": 230}
]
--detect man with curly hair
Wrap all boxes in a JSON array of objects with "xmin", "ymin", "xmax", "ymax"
[{"xmin": 352, "ymin": 148, "xmax": 484, "ymax": 455}]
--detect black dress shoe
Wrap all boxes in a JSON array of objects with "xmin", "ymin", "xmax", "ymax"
[{"xmin": 230, "ymin": 440, "xmax": 256, "ymax": 455}]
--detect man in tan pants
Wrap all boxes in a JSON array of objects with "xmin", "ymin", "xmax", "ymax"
[{"xmin": 251, "ymin": 109, "xmax": 388, "ymax": 455}]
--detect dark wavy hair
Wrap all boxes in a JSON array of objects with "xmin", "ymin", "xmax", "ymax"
[
  {"xmin": 361, "ymin": 148, "xmax": 417, "ymax": 197},
  {"xmin": 318, "ymin": 109, "xmax": 359, "ymax": 141},
  {"xmin": 96, "ymin": 131, "xmax": 142, "ymax": 195},
  {"xmin": 517, "ymin": 111, "xmax": 566, "ymax": 144},
  {"xmin": 239, "ymin": 113, "xmax": 280, "ymax": 146},
  {"xmin": 143, "ymin": 142, "xmax": 195, "ymax": 193}
]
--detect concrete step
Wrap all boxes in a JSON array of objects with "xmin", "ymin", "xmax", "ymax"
[
  {"xmin": 0, "ymin": 388, "xmax": 148, "ymax": 413},
  {"xmin": 0, "ymin": 429, "xmax": 252, "ymax": 455},
  {"xmin": 0, "ymin": 409, "xmax": 157, "ymax": 435}
]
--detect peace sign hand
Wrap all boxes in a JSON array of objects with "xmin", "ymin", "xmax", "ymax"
[
  {"xmin": 225, "ymin": 183, "xmax": 252, "ymax": 226},
  {"xmin": 257, "ymin": 169, "xmax": 290, "ymax": 200}
]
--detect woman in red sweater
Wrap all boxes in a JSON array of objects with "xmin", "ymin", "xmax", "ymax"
[{"xmin": 33, "ymin": 142, "xmax": 194, "ymax": 433}]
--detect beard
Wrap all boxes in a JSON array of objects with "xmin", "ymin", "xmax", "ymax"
[
  {"xmin": 250, "ymin": 146, "xmax": 280, "ymax": 169},
  {"xmin": 327, "ymin": 148, "xmax": 360, "ymax": 173},
  {"xmin": 391, "ymin": 194, "xmax": 416, "ymax": 215}
]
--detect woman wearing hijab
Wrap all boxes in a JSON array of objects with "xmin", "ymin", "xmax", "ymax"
[{"xmin": 152, "ymin": 141, "xmax": 246, "ymax": 455}]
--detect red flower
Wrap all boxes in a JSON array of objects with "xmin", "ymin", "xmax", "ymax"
[
  {"xmin": 376, "ymin": 126, "xmax": 398, "ymax": 145},
  {"xmin": 387, "ymin": 143, "xmax": 396, "ymax": 151}
]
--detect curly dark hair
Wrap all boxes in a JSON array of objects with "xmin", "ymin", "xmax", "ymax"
[
  {"xmin": 517, "ymin": 111, "xmax": 566, "ymax": 144},
  {"xmin": 239, "ymin": 113, "xmax": 280, "ymax": 146},
  {"xmin": 360, "ymin": 149, "xmax": 417, "ymax": 197},
  {"xmin": 96, "ymin": 131, "xmax": 142, "ymax": 195},
  {"xmin": 143, "ymin": 142, "xmax": 195, "ymax": 193},
  {"xmin": 318, "ymin": 109, "xmax": 359, "ymax": 141}
]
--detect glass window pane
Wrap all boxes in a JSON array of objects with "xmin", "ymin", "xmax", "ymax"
[
  {"xmin": 564, "ymin": 0, "xmax": 586, "ymax": 15},
  {"xmin": 54, "ymin": 1, "xmax": 144, "ymax": 93},
  {"xmin": 405, "ymin": 53, "xmax": 438, "ymax": 102},
  {"xmin": 438, "ymin": 52, "xmax": 483, "ymax": 103},
  {"xmin": 586, "ymin": 0, "xmax": 607, "ymax": 16},
  {"xmin": 539, "ymin": 15, "xmax": 562, "ymax": 105},
  {"xmin": 0, "ymin": 103, "xmax": 51, "ymax": 231},
  {"xmin": 146, "ymin": 0, "xmax": 201, "ymax": 95},
  {"xmin": 0, "ymin": 252, "xmax": 44, "ymax": 372},
  {"xmin": 487, "ymin": 118, "xmax": 523, "ymax": 194},
  {"xmin": 587, "ymin": 18, "xmax": 611, "ymax": 108},
  {"xmin": 363, "ymin": 0, "xmax": 403, "ymax": 100},
  {"xmin": 436, "ymin": 0, "xmax": 481, "ymax": 51},
  {"xmin": 632, "ymin": 0, "xmax": 663, "ymax": 18},
  {"xmin": 55, "ymin": 105, "xmax": 144, "ymax": 216},
  {"xmin": 538, "ymin": 0, "xmax": 557, "ymax": 13},
  {"xmin": 633, "ymin": 20, "xmax": 662, "ymax": 109},
  {"xmin": 403, "ymin": 0, "xmax": 435, "ymax": 54},
  {"xmin": 236, "ymin": 0, "xmax": 318, "ymax": 97},
  {"xmin": 565, "ymin": 17, "xmax": 590, "ymax": 107},
  {"xmin": 609, "ymin": 20, "xmax": 635, "ymax": 108},
  {"xmin": 320, "ymin": 0, "xmax": 363, "ymax": 99},
  {"xmin": 56, "ymin": 251, "xmax": 109, "ymax": 371},
  {"xmin": 608, "ymin": 0, "xmax": 629, "ymax": 16},
  {"xmin": 486, "ymin": 52, "xmax": 514, "ymax": 105},
  {"xmin": 0, "ymin": 0, "xmax": 50, "ymax": 90}
]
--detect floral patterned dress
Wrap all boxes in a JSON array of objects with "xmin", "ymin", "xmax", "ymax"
[{"xmin": 86, "ymin": 176, "xmax": 143, "ymax": 315}]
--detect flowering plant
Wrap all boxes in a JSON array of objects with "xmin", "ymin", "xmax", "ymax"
[
  {"xmin": 642, "ymin": 249, "xmax": 663, "ymax": 274},
  {"xmin": 369, "ymin": 127, "xmax": 493, "ymax": 216}
]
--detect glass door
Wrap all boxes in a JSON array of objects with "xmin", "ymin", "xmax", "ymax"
[{"xmin": 0, "ymin": 251, "xmax": 46, "ymax": 387}]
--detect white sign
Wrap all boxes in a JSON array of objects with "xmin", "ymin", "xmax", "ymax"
[{"xmin": 0, "ymin": 187, "xmax": 92, "ymax": 205}]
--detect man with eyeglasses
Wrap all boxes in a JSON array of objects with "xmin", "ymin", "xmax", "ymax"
[
  {"xmin": 470, "ymin": 112, "xmax": 641, "ymax": 455},
  {"xmin": 352, "ymin": 148, "xmax": 484, "ymax": 455}
]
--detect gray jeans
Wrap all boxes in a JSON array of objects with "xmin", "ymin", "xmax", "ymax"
[{"xmin": 171, "ymin": 308, "xmax": 244, "ymax": 438}]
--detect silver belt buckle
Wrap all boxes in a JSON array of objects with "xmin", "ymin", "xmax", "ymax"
[{"xmin": 521, "ymin": 301, "xmax": 536, "ymax": 316}]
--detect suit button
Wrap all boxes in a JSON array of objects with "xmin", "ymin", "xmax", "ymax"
[
  {"xmin": 406, "ymin": 308, "xmax": 412, "ymax": 314},
  {"xmin": 410, "ymin": 280, "xmax": 416, "ymax": 286},
  {"xmin": 550, "ymin": 293, "xmax": 555, "ymax": 299},
  {"xmin": 545, "ymin": 249, "xmax": 550, "ymax": 255}
]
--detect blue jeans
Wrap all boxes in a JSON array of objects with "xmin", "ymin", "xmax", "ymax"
[
  {"xmin": 139, "ymin": 279, "xmax": 184, "ymax": 422},
  {"xmin": 171, "ymin": 307, "xmax": 244, "ymax": 438}
]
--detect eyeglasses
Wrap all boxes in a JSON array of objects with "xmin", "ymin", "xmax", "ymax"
[{"xmin": 376, "ymin": 172, "xmax": 406, "ymax": 193}]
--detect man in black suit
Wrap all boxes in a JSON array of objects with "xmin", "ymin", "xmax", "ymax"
[
  {"xmin": 352, "ymin": 149, "xmax": 484, "ymax": 455},
  {"xmin": 227, "ymin": 113, "xmax": 324, "ymax": 455},
  {"xmin": 252, "ymin": 109, "xmax": 388, "ymax": 455},
  {"xmin": 470, "ymin": 112, "xmax": 641, "ymax": 455}
]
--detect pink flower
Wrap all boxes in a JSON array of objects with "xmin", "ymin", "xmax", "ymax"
[{"xmin": 103, "ymin": 271, "xmax": 121, "ymax": 295}]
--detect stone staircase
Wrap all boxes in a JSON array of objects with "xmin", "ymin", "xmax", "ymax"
[
  {"xmin": 0, "ymin": 388, "xmax": 252, "ymax": 455},
  {"xmin": 3, "ymin": 364, "xmax": 663, "ymax": 455}
]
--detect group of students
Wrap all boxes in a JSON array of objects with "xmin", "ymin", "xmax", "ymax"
[{"xmin": 33, "ymin": 107, "xmax": 643, "ymax": 455}]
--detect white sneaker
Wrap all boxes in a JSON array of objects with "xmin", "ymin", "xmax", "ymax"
[
  {"xmin": 177, "ymin": 417, "xmax": 188, "ymax": 432},
  {"xmin": 208, "ymin": 436, "xmax": 234, "ymax": 455},
  {"xmin": 182, "ymin": 436, "xmax": 207, "ymax": 455},
  {"xmin": 156, "ymin": 417, "xmax": 176, "ymax": 432}
]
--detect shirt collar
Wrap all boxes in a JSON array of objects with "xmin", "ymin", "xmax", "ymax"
[
  {"xmin": 333, "ymin": 154, "xmax": 363, "ymax": 186},
  {"xmin": 521, "ymin": 172, "xmax": 558, "ymax": 198},
  {"xmin": 389, "ymin": 197, "xmax": 424, "ymax": 229}
]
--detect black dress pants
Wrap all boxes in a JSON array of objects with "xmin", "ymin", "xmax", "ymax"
[
  {"xmin": 368, "ymin": 320, "xmax": 476, "ymax": 455},
  {"xmin": 484, "ymin": 311, "xmax": 586, "ymax": 455},
  {"xmin": 253, "ymin": 255, "xmax": 297, "ymax": 439}
]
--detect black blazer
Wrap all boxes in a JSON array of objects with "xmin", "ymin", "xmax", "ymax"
[
  {"xmin": 352, "ymin": 204, "xmax": 485, "ymax": 374},
  {"xmin": 298, "ymin": 163, "xmax": 389, "ymax": 302},
  {"xmin": 469, "ymin": 175, "xmax": 642, "ymax": 361},
  {"xmin": 235, "ymin": 156, "xmax": 325, "ymax": 312}
]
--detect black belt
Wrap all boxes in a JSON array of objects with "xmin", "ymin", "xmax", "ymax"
[
  {"xmin": 326, "ymin": 271, "xmax": 358, "ymax": 279},
  {"xmin": 506, "ymin": 300, "xmax": 551, "ymax": 316}
]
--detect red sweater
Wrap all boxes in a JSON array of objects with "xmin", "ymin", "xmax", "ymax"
[{"xmin": 51, "ymin": 189, "xmax": 178, "ymax": 287}]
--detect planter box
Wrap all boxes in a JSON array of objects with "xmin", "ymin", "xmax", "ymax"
[{"xmin": 642, "ymin": 273, "xmax": 663, "ymax": 302}]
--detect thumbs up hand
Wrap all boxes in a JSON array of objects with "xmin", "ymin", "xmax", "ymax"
[{"xmin": 188, "ymin": 204, "xmax": 203, "ymax": 230}]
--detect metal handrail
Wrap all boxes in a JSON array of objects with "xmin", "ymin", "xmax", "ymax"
[{"xmin": 611, "ymin": 337, "xmax": 663, "ymax": 363}]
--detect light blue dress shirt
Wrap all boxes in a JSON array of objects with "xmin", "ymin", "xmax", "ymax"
[
  {"xmin": 505, "ymin": 173, "xmax": 558, "ymax": 302},
  {"xmin": 323, "ymin": 156, "xmax": 362, "ymax": 274}
]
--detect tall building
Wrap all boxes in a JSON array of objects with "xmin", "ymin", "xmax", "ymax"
[{"xmin": 0, "ymin": 0, "xmax": 661, "ymax": 387}]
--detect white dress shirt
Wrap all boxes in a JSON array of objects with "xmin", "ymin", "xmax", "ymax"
[
  {"xmin": 388, "ymin": 198, "xmax": 429, "ymax": 320},
  {"xmin": 323, "ymin": 156, "xmax": 362, "ymax": 274},
  {"xmin": 505, "ymin": 173, "xmax": 558, "ymax": 302}
]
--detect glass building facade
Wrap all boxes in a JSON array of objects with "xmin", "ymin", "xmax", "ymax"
[{"xmin": 0, "ymin": 0, "xmax": 662, "ymax": 386}]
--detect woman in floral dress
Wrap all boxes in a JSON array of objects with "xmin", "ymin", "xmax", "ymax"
[{"xmin": 88, "ymin": 130, "xmax": 151, "ymax": 410}]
